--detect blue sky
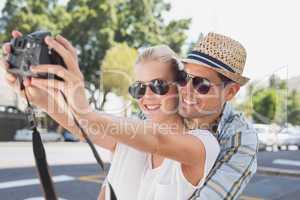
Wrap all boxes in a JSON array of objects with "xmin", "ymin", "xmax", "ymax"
[{"xmin": 1, "ymin": 0, "xmax": 300, "ymax": 81}]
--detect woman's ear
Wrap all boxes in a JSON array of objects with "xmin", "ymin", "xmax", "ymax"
[{"xmin": 224, "ymin": 83, "xmax": 240, "ymax": 101}]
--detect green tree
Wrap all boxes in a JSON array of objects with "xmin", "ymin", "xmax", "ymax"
[
  {"xmin": 0, "ymin": 0, "xmax": 191, "ymax": 85},
  {"xmin": 113, "ymin": 0, "xmax": 191, "ymax": 53},
  {"xmin": 100, "ymin": 43, "xmax": 138, "ymax": 109},
  {"xmin": 252, "ymin": 89, "xmax": 277, "ymax": 124},
  {"xmin": 287, "ymin": 90, "xmax": 300, "ymax": 125},
  {"xmin": 0, "ymin": 0, "xmax": 116, "ymax": 85},
  {"xmin": 236, "ymin": 83, "xmax": 255, "ymax": 118},
  {"xmin": 62, "ymin": 0, "xmax": 117, "ymax": 84}
]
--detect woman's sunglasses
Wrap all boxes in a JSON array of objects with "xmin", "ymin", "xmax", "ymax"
[
  {"xmin": 128, "ymin": 79, "xmax": 171, "ymax": 99},
  {"xmin": 175, "ymin": 70, "xmax": 213, "ymax": 94}
]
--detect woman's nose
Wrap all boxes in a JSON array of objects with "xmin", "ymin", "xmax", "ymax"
[{"xmin": 144, "ymin": 85, "xmax": 155, "ymax": 97}]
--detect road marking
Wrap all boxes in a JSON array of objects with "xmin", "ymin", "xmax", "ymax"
[
  {"xmin": 240, "ymin": 196, "xmax": 264, "ymax": 200},
  {"xmin": 0, "ymin": 175, "xmax": 75, "ymax": 189},
  {"xmin": 24, "ymin": 197, "xmax": 68, "ymax": 200},
  {"xmin": 273, "ymin": 159, "xmax": 300, "ymax": 167},
  {"xmin": 78, "ymin": 174, "xmax": 106, "ymax": 184}
]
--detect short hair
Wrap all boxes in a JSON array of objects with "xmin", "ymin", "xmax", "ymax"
[{"xmin": 217, "ymin": 73, "xmax": 234, "ymax": 86}]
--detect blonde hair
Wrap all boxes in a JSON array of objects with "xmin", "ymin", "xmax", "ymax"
[{"xmin": 135, "ymin": 45, "xmax": 184, "ymax": 72}]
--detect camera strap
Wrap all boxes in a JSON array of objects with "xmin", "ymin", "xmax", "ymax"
[
  {"xmin": 22, "ymin": 81, "xmax": 58, "ymax": 200},
  {"xmin": 21, "ymin": 80, "xmax": 117, "ymax": 200}
]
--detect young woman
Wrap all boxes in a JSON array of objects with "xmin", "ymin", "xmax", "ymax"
[{"xmin": 1, "ymin": 32, "xmax": 220, "ymax": 200}]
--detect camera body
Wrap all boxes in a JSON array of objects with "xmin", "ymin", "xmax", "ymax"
[{"xmin": 8, "ymin": 31, "xmax": 66, "ymax": 80}]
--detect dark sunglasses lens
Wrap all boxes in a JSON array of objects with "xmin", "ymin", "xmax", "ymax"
[
  {"xmin": 129, "ymin": 82, "xmax": 146, "ymax": 99},
  {"xmin": 150, "ymin": 79, "xmax": 169, "ymax": 95},
  {"xmin": 192, "ymin": 77, "xmax": 211, "ymax": 94},
  {"xmin": 176, "ymin": 71, "xmax": 188, "ymax": 86}
]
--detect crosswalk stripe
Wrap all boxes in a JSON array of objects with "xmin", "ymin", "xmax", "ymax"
[
  {"xmin": 273, "ymin": 159, "xmax": 300, "ymax": 167},
  {"xmin": 0, "ymin": 175, "xmax": 75, "ymax": 189}
]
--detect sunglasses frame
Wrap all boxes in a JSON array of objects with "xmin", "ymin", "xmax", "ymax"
[
  {"xmin": 176, "ymin": 70, "xmax": 223, "ymax": 95},
  {"xmin": 129, "ymin": 79, "xmax": 174, "ymax": 99}
]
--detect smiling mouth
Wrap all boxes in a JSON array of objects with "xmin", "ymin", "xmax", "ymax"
[
  {"xmin": 182, "ymin": 97, "xmax": 197, "ymax": 106},
  {"xmin": 144, "ymin": 104, "xmax": 161, "ymax": 111}
]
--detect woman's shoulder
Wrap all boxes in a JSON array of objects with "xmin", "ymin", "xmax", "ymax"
[
  {"xmin": 187, "ymin": 129, "xmax": 220, "ymax": 156},
  {"xmin": 188, "ymin": 129, "xmax": 218, "ymax": 140}
]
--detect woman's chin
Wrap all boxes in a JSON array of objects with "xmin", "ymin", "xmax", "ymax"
[{"xmin": 143, "ymin": 111, "xmax": 163, "ymax": 121}]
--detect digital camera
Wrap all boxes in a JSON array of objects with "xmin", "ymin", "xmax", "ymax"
[{"xmin": 8, "ymin": 31, "xmax": 66, "ymax": 80}]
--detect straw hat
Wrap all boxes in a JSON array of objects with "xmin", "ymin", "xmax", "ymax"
[{"xmin": 182, "ymin": 32, "xmax": 250, "ymax": 86}]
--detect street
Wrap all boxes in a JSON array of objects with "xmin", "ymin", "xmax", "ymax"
[{"xmin": 0, "ymin": 142, "xmax": 299, "ymax": 200}]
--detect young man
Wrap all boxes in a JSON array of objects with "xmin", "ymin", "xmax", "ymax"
[
  {"xmin": 178, "ymin": 32, "xmax": 258, "ymax": 199},
  {"xmin": 1, "ymin": 32, "xmax": 257, "ymax": 199}
]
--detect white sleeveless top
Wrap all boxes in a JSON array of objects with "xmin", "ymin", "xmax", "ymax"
[{"xmin": 104, "ymin": 130, "xmax": 220, "ymax": 200}]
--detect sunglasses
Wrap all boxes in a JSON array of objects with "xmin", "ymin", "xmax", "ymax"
[
  {"xmin": 129, "ymin": 79, "xmax": 171, "ymax": 99},
  {"xmin": 176, "ymin": 70, "xmax": 214, "ymax": 94}
]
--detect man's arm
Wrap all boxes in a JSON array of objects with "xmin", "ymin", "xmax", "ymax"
[{"xmin": 190, "ymin": 127, "xmax": 258, "ymax": 200}]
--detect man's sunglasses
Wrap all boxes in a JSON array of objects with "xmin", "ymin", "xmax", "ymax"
[
  {"xmin": 175, "ymin": 70, "xmax": 215, "ymax": 94},
  {"xmin": 128, "ymin": 79, "xmax": 171, "ymax": 99}
]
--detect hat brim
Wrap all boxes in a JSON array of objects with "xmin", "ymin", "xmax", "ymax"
[{"xmin": 182, "ymin": 58, "xmax": 250, "ymax": 86}]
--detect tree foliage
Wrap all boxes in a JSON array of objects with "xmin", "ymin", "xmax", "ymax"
[
  {"xmin": 287, "ymin": 90, "xmax": 300, "ymax": 125},
  {"xmin": 252, "ymin": 88, "xmax": 277, "ymax": 124},
  {"xmin": 244, "ymin": 75, "xmax": 300, "ymax": 126},
  {"xmin": 101, "ymin": 43, "xmax": 137, "ymax": 106},
  {"xmin": 0, "ymin": 0, "xmax": 190, "ymax": 86}
]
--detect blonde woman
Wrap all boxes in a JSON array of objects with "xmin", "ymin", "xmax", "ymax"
[
  {"xmin": 2, "ymin": 32, "xmax": 219, "ymax": 200},
  {"xmin": 94, "ymin": 45, "xmax": 219, "ymax": 200}
]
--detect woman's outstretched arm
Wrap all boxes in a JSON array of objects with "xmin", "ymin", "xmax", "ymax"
[
  {"xmin": 97, "ymin": 186, "xmax": 105, "ymax": 200},
  {"xmin": 72, "ymin": 111, "xmax": 206, "ymax": 167}
]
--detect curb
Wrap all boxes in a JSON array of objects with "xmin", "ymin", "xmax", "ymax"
[{"xmin": 257, "ymin": 166, "xmax": 300, "ymax": 177}]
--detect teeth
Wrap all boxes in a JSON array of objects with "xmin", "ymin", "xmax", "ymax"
[
  {"xmin": 145, "ymin": 105, "xmax": 160, "ymax": 110},
  {"xmin": 183, "ymin": 98, "xmax": 197, "ymax": 105}
]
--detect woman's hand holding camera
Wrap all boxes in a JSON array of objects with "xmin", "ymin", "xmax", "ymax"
[
  {"xmin": 30, "ymin": 35, "xmax": 91, "ymax": 116},
  {"xmin": 0, "ymin": 30, "xmax": 90, "ymax": 117},
  {"xmin": 0, "ymin": 31, "xmax": 59, "ymax": 111}
]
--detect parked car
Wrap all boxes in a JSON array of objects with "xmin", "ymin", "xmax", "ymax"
[
  {"xmin": 277, "ymin": 126, "xmax": 300, "ymax": 148},
  {"xmin": 62, "ymin": 131, "xmax": 79, "ymax": 142},
  {"xmin": 14, "ymin": 129, "xmax": 64, "ymax": 142},
  {"xmin": 254, "ymin": 124, "xmax": 279, "ymax": 151},
  {"xmin": 0, "ymin": 105, "xmax": 23, "ymax": 114}
]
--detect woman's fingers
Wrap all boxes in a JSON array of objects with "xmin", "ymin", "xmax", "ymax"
[
  {"xmin": 0, "ymin": 58, "xmax": 9, "ymax": 70},
  {"xmin": 5, "ymin": 72, "xmax": 17, "ymax": 83},
  {"xmin": 45, "ymin": 36, "xmax": 73, "ymax": 66},
  {"xmin": 2, "ymin": 43, "xmax": 11, "ymax": 55},
  {"xmin": 55, "ymin": 35, "xmax": 76, "ymax": 56},
  {"xmin": 31, "ymin": 77, "xmax": 66, "ymax": 92},
  {"xmin": 23, "ymin": 78, "xmax": 31, "ymax": 87},
  {"xmin": 45, "ymin": 36, "xmax": 82, "ymax": 76},
  {"xmin": 5, "ymin": 73, "xmax": 21, "ymax": 92},
  {"xmin": 12, "ymin": 30, "xmax": 23, "ymax": 38},
  {"xmin": 31, "ymin": 64, "xmax": 72, "ymax": 82}
]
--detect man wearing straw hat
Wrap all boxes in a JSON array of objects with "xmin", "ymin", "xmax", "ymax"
[{"xmin": 177, "ymin": 32, "xmax": 258, "ymax": 199}]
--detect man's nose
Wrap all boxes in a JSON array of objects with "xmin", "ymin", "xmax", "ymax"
[{"xmin": 182, "ymin": 80, "xmax": 195, "ymax": 96}]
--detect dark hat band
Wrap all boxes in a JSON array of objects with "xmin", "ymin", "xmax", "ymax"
[{"xmin": 187, "ymin": 51, "xmax": 235, "ymax": 73}]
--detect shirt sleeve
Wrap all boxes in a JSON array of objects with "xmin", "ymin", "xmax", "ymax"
[{"xmin": 190, "ymin": 127, "xmax": 258, "ymax": 200}]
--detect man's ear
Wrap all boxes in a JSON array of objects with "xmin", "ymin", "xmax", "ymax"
[{"xmin": 224, "ymin": 83, "xmax": 240, "ymax": 101}]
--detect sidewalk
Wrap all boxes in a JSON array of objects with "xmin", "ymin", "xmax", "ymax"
[
  {"xmin": 2, "ymin": 142, "xmax": 300, "ymax": 177},
  {"xmin": 0, "ymin": 142, "xmax": 112, "ymax": 169}
]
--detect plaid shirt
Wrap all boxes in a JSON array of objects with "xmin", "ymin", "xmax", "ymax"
[{"xmin": 190, "ymin": 103, "xmax": 258, "ymax": 200}]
